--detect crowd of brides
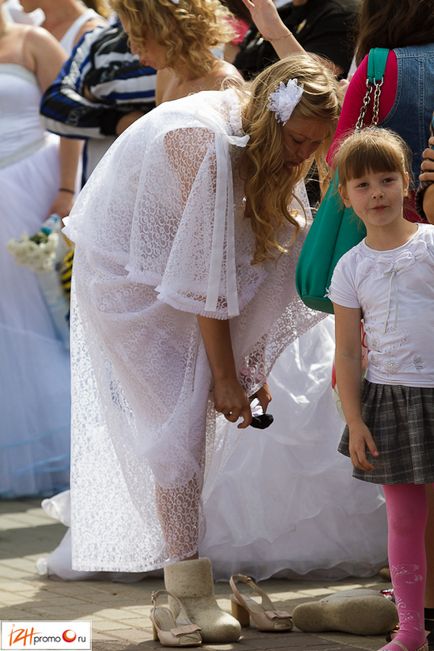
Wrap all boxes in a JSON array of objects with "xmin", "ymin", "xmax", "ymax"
[{"xmin": 1, "ymin": 0, "xmax": 434, "ymax": 650}]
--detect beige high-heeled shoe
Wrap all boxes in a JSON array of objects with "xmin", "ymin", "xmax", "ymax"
[
  {"xmin": 150, "ymin": 590, "xmax": 202, "ymax": 647},
  {"xmin": 229, "ymin": 574, "xmax": 293, "ymax": 632}
]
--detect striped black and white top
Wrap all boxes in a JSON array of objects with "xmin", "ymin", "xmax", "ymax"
[{"xmin": 40, "ymin": 17, "xmax": 156, "ymax": 141}]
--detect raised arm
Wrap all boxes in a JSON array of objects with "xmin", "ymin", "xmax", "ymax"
[{"xmin": 240, "ymin": 0, "xmax": 304, "ymax": 59}]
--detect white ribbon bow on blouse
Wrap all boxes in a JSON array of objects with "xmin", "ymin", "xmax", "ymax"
[
  {"xmin": 194, "ymin": 108, "xmax": 250, "ymax": 318},
  {"xmin": 379, "ymin": 250, "xmax": 417, "ymax": 333}
]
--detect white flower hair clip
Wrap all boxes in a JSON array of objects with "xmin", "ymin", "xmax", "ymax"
[{"xmin": 268, "ymin": 78, "xmax": 304, "ymax": 125}]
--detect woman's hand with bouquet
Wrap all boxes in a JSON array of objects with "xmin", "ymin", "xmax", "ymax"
[{"xmin": 49, "ymin": 189, "xmax": 75, "ymax": 220}]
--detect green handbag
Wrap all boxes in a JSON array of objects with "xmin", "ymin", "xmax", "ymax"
[{"xmin": 295, "ymin": 47, "xmax": 389, "ymax": 314}]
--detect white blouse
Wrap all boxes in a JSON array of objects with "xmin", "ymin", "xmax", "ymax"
[{"xmin": 329, "ymin": 224, "xmax": 434, "ymax": 388}]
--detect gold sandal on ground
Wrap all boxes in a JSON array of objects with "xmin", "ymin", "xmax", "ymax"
[
  {"xmin": 150, "ymin": 590, "xmax": 202, "ymax": 647},
  {"xmin": 229, "ymin": 574, "xmax": 293, "ymax": 632}
]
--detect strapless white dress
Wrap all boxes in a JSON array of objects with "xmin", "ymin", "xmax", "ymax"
[
  {"xmin": 38, "ymin": 317, "xmax": 387, "ymax": 581},
  {"xmin": 0, "ymin": 64, "xmax": 71, "ymax": 498}
]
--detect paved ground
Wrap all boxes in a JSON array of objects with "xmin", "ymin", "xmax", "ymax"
[{"xmin": 0, "ymin": 500, "xmax": 390, "ymax": 651}]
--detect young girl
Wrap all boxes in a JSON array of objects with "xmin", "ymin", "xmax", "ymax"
[{"xmin": 329, "ymin": 127, "xmax": 434, "ymax": 651}]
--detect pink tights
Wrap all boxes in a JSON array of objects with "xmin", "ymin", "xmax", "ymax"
[{"xmin": 381, "ymin": 484, "xmax": 428, "ymax": 651}]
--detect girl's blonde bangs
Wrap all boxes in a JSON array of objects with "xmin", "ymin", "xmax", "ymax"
[{"xmin": 335, "ymin": 128, "xmax": 411, "ymax": 186}]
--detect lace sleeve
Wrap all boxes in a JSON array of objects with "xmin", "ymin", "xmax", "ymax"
[{"xmin": 126, "ymin": 125, "xmax": 242, "ymax": 319}]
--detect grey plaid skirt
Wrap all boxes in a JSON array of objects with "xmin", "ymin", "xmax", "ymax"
[{"xmin": 338, "ymin": 380, "xmax": 434, "ymax": 485}]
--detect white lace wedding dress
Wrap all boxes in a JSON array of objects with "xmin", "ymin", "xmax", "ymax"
[
  {"xmin": 38, "ymin": 317, "xmax": 386, "ymax": 581},
  {"xmin": 38, "ymin": 87, "xmax": 386, "ymax": 580}
]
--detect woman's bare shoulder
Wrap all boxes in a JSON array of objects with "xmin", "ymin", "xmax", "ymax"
[
  {"xmin": 24, "ymin": 24, "xmax": 65, "ymax": 58},
  {"xmin": 23, "ymin": 26, "xmax": 66, "ymax": 89},
  {"xmin": 213, "ymin": 59, "xmax": 243, "ymax": 83},
  {"xmin": 0, "ymin": 24, "xmax": 39, "ymax": 69}
]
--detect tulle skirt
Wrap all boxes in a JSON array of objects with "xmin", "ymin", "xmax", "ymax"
[
  {"xmin": 0, "ymin": 138, "xmax": 71, "ymax": 498},
  {"xmin": 201, "ymin": 317, "xmax": 387, "ymax": 580},
  {"xmin": 37, "ymin": 317, "xmax": 387, "ymax": 580}
]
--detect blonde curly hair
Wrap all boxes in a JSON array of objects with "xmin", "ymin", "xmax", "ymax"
[
  {"xmin": 109, "ymin": 0, "xmax": 235, "ymax": 77},
  {"xmin": 240, "ymin": 54, "xmax": 341, "ymax": 264}
]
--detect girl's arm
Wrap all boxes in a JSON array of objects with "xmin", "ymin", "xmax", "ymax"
[
  {"xmin": 333, "ymin": 303, "xmax": 379, "ymax": 471},
  {"xmin": 241, "ymin": 0, "xmax": 305, "ymax": 59},
  {"xmin": 197, "ymin": 316, "xmax": 252, "ymax": 428}
]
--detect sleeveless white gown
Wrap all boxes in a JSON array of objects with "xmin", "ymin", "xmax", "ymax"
[
  {"xmin": 0, "ymin": 64, "xmax": 71, "ymax": 498},
  {"xmin": 38, "ymin": 318, "xmax": 387, "ymax": 581},
  {"xmin": 59, "ymin": 9, "xmax": 99, "ymax": 55}
]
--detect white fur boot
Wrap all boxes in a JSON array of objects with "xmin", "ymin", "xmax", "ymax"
[{"xmin": 164, "ymin": 558, "xmax": 241, "ymax": 643}]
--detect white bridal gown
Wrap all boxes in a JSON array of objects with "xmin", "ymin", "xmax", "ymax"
[
  {"xmin": 0, "ymin": 64, "xmax": 71, "ymax": 498},
  {"xmin": 201, "ymin": 317, "xmax": 387, "ymax": 580},
  {"xmin": 37, "ymin": 88, "xmax": 386, "ymax": 579},
  {"xmin": 38, "ymin": 317, "xmax": 386, "ymax": 581}
]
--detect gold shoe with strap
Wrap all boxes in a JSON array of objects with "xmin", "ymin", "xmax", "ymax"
[
  {"xmin": 150, "ymin": 590, "xmax": 202, "ymax": 647},
  {"xmin": 229, "ymin": 574, "xmax": 292, "ymax": 632}
]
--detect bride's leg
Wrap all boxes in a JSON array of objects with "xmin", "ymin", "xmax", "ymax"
[
  {"xmin": 154, "ymin": 418, "xmax": 241, "ymax": 643},
  {"xmin": 154, "ymin": 359, "xmax": 211, "ymax": 561},
  {"xmin": 155, "ymin": 472, "xmax": 203, "ymax": 560}
]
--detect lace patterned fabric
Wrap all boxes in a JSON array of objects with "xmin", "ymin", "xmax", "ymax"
[{"xmin": 64, "ymin": 88, "xmax": 323, "ymax": 571}]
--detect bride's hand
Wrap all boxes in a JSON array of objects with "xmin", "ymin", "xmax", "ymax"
[
  {"xmin": 240, "ymin": 0, "xmax": 290, "ymax": 42},
  {"xmin": 213, "ymin": 378, "xmax": 252, "ymax": 429},
  {"xmin": 254, "ymin": 382, "xmax": 272, "ymax": 413}
]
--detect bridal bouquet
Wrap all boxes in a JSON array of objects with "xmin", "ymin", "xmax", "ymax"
[{"xmin": 7, "ymin": 214, "xmax": 72, "ymax": 349}]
